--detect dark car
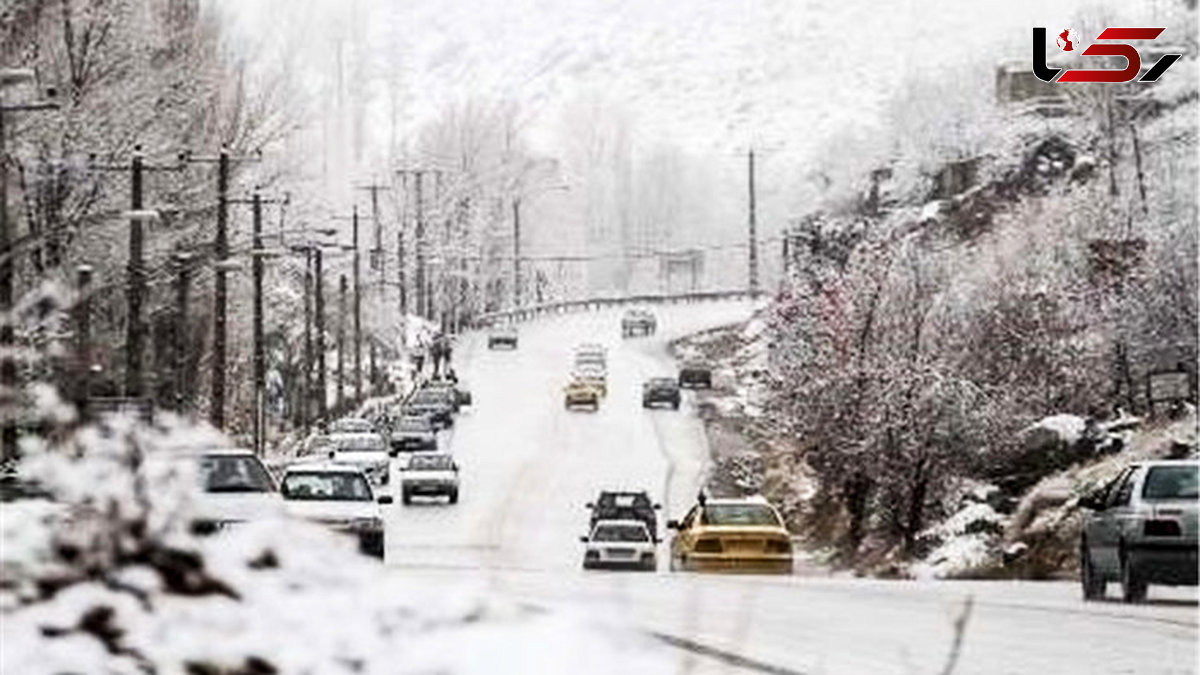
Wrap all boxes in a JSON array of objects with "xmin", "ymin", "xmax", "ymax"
[
  {"xmin": 678, "ymin": 363, "xmax": 713, "ymax": 389},
  {"xmin": 390, "ymin": 414, "xmax": 438, "ymax": 453},
  {"xmin": 587, "ymin": 490, "xmax": 662, "ymax": 542},
  {"xmin": 1079, "ymin": 459, "xmax": 1198, "ymax": 602},
  {"xmin": 621, "ymin": 310, "xmax": 656, "ymax": 338},
  {"xmin": 424, "ymin": 378, "xmax": 472, "ymax": 408},
  {"xmin": 404, "ymin": 388, "xmax": 455, "ymax": 428},
  {"xmin": 642, "ymin": 377, "xmax": 681, "ymax": 410},
  {"xmin": 488, "ymin": 325, "xmax": 518, "ymax": 349}
]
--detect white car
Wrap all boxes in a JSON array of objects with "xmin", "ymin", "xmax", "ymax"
[
  {"xmin": 192, "ymin": 449, "xmax": 283, "ymax": 533},
  {"xmin": 327, "ymin": 432, "xmax": 391, "ymax": 486},
  {"xmin": 580, "ymin": 519, "xmax": 657, "ymax": 571},
  {"xmin": 329, "ymin": 417, "xmax": 377, "ymax": 434},
  {"xmin": 400, "ymin": 452, "xmax": 460, "ymax": 504},
  {"xmin": 280, "ymin": 463, "xmax": 390, "ymax": 558}
]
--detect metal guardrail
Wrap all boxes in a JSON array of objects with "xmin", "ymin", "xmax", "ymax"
[{"xmin": 472, "ymin": 289, "xmax": 765, "ymax": 327}]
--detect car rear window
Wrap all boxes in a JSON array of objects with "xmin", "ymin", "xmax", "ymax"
[
  {"xmin": 409, "ymin": 455, "xmax": 453, "ymax": 470},
  {"xmin": 397, "ymin": 417, "xmax": 432, "ymax": 431},
  {"xmin": 282, "ymin": 472, "xmax": 372, "ymax": 501},
  {"xmin": 335, "ymin": 435, "xmax": 386, "ymax": 453},
  {"xmin": 1142, "ymin": 465, "xmax": 1199, "ymax": 500},
  {"xmin": 199, "ymin": 455, "xmax": 275, "ymax": 493},
  {"xmin": 702, "ymin": 504, "xmax": 781, "ymax": 527}
]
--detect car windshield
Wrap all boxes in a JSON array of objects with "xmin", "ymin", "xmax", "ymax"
[
  {"xmin": 333, "ymin": 435, "xmax": 386, "ymax": 453},
  {"xmin": 702, "ymin": 503, "xmax": 781, "ymax": 527},
  {"xmin": 408, "ymin": 454, "xmax": 454, "ymax": 471},
  {"xmin": 593, "ymin": 524, "xmax": 649, "ymax": 542},
  {"xmin": 282, "ymin": 472, "xmax": 372, "ymax": 501},
  {"xmin": 1142, "ymin": 465, "xmax": 1199, "ymax": 500},
  {"xmin": 331, "ymin": 419, "xmax": 373, "ymax": 433},
  {"xmin": 411, "ymin": 391, "xmax": 444, "ymax": 405},
  {"xmin": 397, "ymin": 417, "xmax": 432, "ymax": 432},
  {"xmin": 199, "ymin": 455, "xmax": 275, "ymax": 493}
]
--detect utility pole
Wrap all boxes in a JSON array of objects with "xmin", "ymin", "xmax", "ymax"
[
  {"xmin": 74, "ymin": 265, "xmax": 93, "ymax": 419},
  {"xmin": 314, "ymin": 248, "xmax": 327, "ymax": 423},
  {"xmin": 512, "ymin": 197, "xmax": 521, "ymax": 309},
  {"xmin": 302, "ymin": 248, "xmax": 313, "ymax": 430},
  {"xmin": 747, "ymin": 148, "xmax": 759, "ymax": 294},
  {"xmin": 397, "ymin": 173, "xmax": 409, "ymax": 318},
  {"xmin": 1, "ymin": 69, "xmax": 57, "ymax": 460},
  {"xmin": 173, "ymin": 254, "xmax": 191, "ymax": 413},
  {"xmin": 125, "ymin": 151, "xmax": 145, "ymax": 398},
  {"xmin": 337, "ymin": 273, "xmax": 347, "ymax": 410},
  {"xmin": 212, "ymin": 150, "xmax": 230, "ymax": 428},
  {"xmin": 353, "ymin": 206, "xmax": 361, "ymax": 403},
  {"xmin": 358, "ymin": 181, "xmax": 388, "ymax": 397},
  {"xmin": 252, "ymin": 192, "xmax": 265, "ymax": 455},
  {"xmin": 397, "ymin": 168, "xmax": 436, "ymax": 319},
  {"xmin": 183, "ymin": 146, "xmax": 260, "ymax": 430}
]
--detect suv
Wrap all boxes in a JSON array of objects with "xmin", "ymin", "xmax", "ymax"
[
  {"xmin": 587, "ymin": 490, "xmax": 662, "ymax": 542},
  {"xmin": 678, "ymin": 362, "xmax": 713, "ymax": 389},
  {"xmin": 487, "ymin": 325, "xmax": 518, "ymax": 349},
  {"xmin": 1079, "ymin": 459, "xmax": 1198, "ymax": 602},
  {"xmin": 642, "ymin": 377, "xmax": 681, "ymax": 409},
  {"xmin": 621, "ymin": 309, "xmax": 656, "ymax": 337}
]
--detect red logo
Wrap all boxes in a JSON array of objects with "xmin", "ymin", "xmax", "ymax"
[{"xmin": 1033, "ymin": 27, "xmax": 1181, "ymax": 83}]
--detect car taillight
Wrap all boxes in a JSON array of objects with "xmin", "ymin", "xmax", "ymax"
[
  {"xmin": 1144, "ymin": 519, "xmax": 1182, "ymax": 537},
  {"xmin": 585, "ymin": 550, "xmax": 599, "ymax": 560},
  {"xmin": 766, "ymin": 539, "xmax": 793, "ymax": 554},
  {"xmin": 694, "ymin": 538, "xmax": 723, "ymax": 553}
]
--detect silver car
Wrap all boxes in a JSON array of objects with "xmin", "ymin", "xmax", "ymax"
[{"xmin": 1079, "ymin": 459, "xmax": 1198, "ymax": 602}]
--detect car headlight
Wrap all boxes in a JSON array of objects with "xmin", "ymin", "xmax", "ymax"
[{"xmin": 349, "ymin": 517, "xmax": 384, "ymax": 532}]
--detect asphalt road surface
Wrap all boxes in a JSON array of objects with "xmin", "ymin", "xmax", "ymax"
[{"xmin": 382, "ymin": 302, "xmax": 1199, "ymax": 675}]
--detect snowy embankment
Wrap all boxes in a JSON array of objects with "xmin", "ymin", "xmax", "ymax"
[{"xmin": 1, "ymin": 415, "xmax": 684, "ymax": 674}]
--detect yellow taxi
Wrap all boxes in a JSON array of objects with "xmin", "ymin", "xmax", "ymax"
[
  {"xmin": 667, "ymin": 495, "xmax": 793, "ymax": 573},
  {"xmin": 563, "ymin": 378, "xmax": 602, "ymax": 411}
]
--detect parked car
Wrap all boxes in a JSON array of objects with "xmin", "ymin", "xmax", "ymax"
[
  {"xmin": 487, "ymin": 325, "xmax": 518, "ymax": 349},
  {"xmin": 678, "ymin": 362, "xmax": 713, "ymax": 389},
  {"xmin": 642, "ymin": 377, "xmax": 681, "ymax": 410},
  {"xmin": 587, "ymin": 490, "xmax": 661, "ymax": 542},
  {"xmin": 1079, "ymin": 459, "xmax": 1198, "ymax": 602},
  {"xmin": 327, "ymin": 432, "xmax": 391, "ymax": 486},
  {"xmin": 580, "ymin": 519, "xmax": 657, "ymax": 571},
  {"xmin": 621, "ymin": 309, "xmax": 656, "ymax": 337},
  {"xmin": 404, "ymin": 388, "xmax": 456, "ymax": 428},
  {"xmin": 400, "ymin": 452, "xmax": 460, "ymax": 504},
  {"xmin": 191, "ymin": 449, "xmax": 283, "ymax": 534},
  {"xmin": 667, "ymin": 495, "xmax": 793, "ymax": 573},
  {"xmin": 390, "ymin": 414, "xmax": 438, "ymax": 454},
  {"xmin": 564, "ymin": 379, "xmax": 601, "ymax": 411},
  {"xmin": 279, "ymin": 463, "xmax": 390, "ymax": 558},
  {"xmin": 424, "ymin": 377, "xmax": 472, "ymax": 408}
]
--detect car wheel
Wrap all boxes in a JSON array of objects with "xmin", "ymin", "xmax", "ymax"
[
  {"xmin": 642, "ymin": 399, "xmax": 651, "ymax": 408},
  {"xmin": 448, "ymin": 489, "xmax": 459, "ymax": 504},
  {"xmin": 1120, "ymin": 551, "xmax": 1148, "ymax": 603},
  {"xmin": 402, "ymin": 490, "xmax": 412, "ymax": 505},
  {"xmin": 1080, "ymin": 541, "xmax": 1106, "ymax": 600},
  {"xmin": 671, "ymin": 400, "xmax": 679, "ymax": 410}
]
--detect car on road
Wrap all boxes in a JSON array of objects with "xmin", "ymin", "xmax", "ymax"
[
  {"xmin": 192, "ymin": 449, "xmax": 282, "ymax": 534},
  {"xmin": 389, "ymin": 414, "xmax": 438, "ymax": 454},
  {"xmin": 642, "ymin": 377, "xmax": 681, "ymax": 410},
  {"xmin": 1079, "ymin": 459, "xmax": 1198, "ymax": 603},
  {"xmin": 404, "ymin": 388, "xmax": 456, "ymax": 428},
  {"xmin": 564, "ymin": 378, "xmax": 601, "ymax": 411},
  {"xmin": 667, "ymin": 495, "xmax": 793, "ymax": 573},
  {"xmin": 279, "ymin": 463, "xmax": 390, "ymax": 558},
  {"xmin": 329, "ymin": 417, "xmax": 377, "ymax": 434},
  {"xmin": 580, "ymin": 519, "xmax": 657, "ymax": 571},
  {"xmin": 678, "ymin": 361, "xmax": 713, "ymax": 389},
  {"xmin": 327, "ymin": 432, "xmax": 391, "ymax": 486},
  {"xmin": 573, "ymin": 363, "xmax": 608, "ymax": 397},
  {"xmin": 587, "ymin": 490, "xmax": 661, "ymax": 542},
  {"xmin": 424, "ymin": 377, "xmax": 472, "ymax": 409},
  {"xmin": 621, "ymin": 309, "xmax": 656, "ymax": 337},
  {"xmin": 574, "ymin": 343, "xmax": 607, "ymax": 370},
  {"xmin": 487, "ymin": 325, "xmax": 519, "ymax": 349},
  {"xmin": 400, "ymin": 452, "xmax": 460, "ymax": 504}
]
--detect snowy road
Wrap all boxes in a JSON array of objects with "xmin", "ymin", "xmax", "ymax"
[{"xmin": 383, "ymin": 302, "xmax": 1198, "ymax": 675}]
